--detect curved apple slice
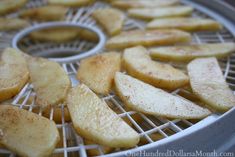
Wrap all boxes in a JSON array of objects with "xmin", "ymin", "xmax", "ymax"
[
  {"xmin": 0, "ymin": 105, "xmax": 60, "ymax": 157},
  {"xmin": 28, "ymin": 57, "xmax": 71, "ymax": 108},
  {"xmin": 128, "ymin": 6, "xmax": 193, "ymax": 20},
  {"xmin": 20, "ymin": 6, "xmax": 68, "ymax": 21},
  {"xmin": 106, "ymin": 29, "xmax": 191, "ymax": 50},
  {"xmin": 150, "ymin": 43, "xmax": 235, "ymax": 62},
  {"xmin": 147, "ymin": 17, "xmax": 222, "ymax": 32},
  {"xmin": 123, "ymin": 46, "xmax": 189, "ymax": 90},
  {"xmin": 115, "ymin": 72, "xmax": 211, "ymax": 119},
  {"xmin": 0, "ymin": 48, "xmax": 29, "ymax": 102},
  {"xmin": 187, "ymin": 57, "xmax": 235, "ymax": 112},
  {"xmin": 112, "ymin": 0, "xmax": 180, "ymax": 9},
  {"xmin": 77, "ymin": 52, "xmax": 121, "ymax": 95},
  {"xmin": 66, "ymin": 84, "xmax": 139, "ymax": 148},
  {"xmin": 92, "ymin": 8, "xmax": 125, "ymax": 36},
  {"xmin": 48, "ymin": 0, "xmax": 91, "ymax": 7}
]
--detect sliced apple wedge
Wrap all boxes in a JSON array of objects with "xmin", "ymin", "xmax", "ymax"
[
  {"xmin": 150, "ymin": 43, "xmax": 235, "ymax": 62},
  {"xmin": 106, "ymin": 29, "xmax": 191, "ymax": 50},
  {"xmin": 30, "ymin": 27, "xmax": 80, "ymax": 43},
  {"xmin": 77, "ymin": 52, "xmax": 121, "ymax": 95},
  {"xmin": 147, "ymin": 17, "xmax": 222, "ymax": 32},
  {"xmin": 0, "ymin": 0, "xmax": 27, "ymax": 15},
  {"xmin": 0, "ymin": 105, "xmax": 60, "ymax": 157},
  {"xmin": 187, "ymin": 57, "xmax": 235, "ymax": 112},
  {"xmin": 48, "ymin": 0, "xmax": 91, "ymax": 7},
  {"xmin": 115, "ymin": 72, "xmax": 211, "ymax": 119},
  {"xmin": 112, "ymin": 0, "xmax": 180, "ymax": 9},
  {"xmin": 66, "ymin": 84, "xmax": 139, "ymax": 148},
  {"xmin": 0, "ymin": 48, "xmax": 29, "ymax": 102},
  {"xmin": 123, "ymin": 46, "xmax": 189, "ymax": 90},
  {"xmin": 0, "ymin": 18, "xmax": 29, "ymax": 31},
  {"xmin": 28, "ymin": 57, "xmax": 71, "ymax": 108},
  {"xmin": 92, "ymin": 8, "xmax": 125, "ymax": 36},
  {"xmin": 128, "ymin": 6, "xmax": 193, "ymax": 20},
  {"xmin": 20, "ymin": 6, "xmax": 68, "ymax": 21}
]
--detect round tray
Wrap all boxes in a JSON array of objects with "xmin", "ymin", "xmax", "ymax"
[{"xmin": 0, "ymin": 0, "xmax": 235, "ymax": 157}]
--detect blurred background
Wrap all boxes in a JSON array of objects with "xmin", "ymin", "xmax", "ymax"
[{"xmin": 225, "ymin": 0, "xmax": 235, "ymax": 7}]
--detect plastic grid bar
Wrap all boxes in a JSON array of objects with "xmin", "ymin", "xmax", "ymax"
[{"xmin": 0, "ymin": 1, "xmax": 235, "ymax": 157}]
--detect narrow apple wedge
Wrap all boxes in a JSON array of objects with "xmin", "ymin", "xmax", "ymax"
[
  {"xmin": 0, "ymin": 105, "xmax": 60, "ymax": 157},
  {"xmin": 30, "ymin": 27, "xmax": 80, "ymax": 43},
  {"xmin": 187, "ymin": 57, "xmax": 235, "ymax": 112},
  {"xmin": 112, "ymin": 0, "xmax": 180, "ymax": 9},
  {"xmin": 28, "ymin": 57, "xmax": 71, "ymax": 108},
  {"xmin": 114, "ymin": 72, "xmax": 211, "ymax": 119},
  {"xmin": 150, "ymin": 43, "xmax": 235, "ymax": 62},
  {"xmin": 20, "ymin": 6, "xmax": 68, "ymax": 21},
  {"xmin": 0, "ymin": 48, "xmax": 29, "ymax": 102},
  {"xmin": 92, "ymin": 8, "xmax": 125, "ymax": 36},
  {"xmin": 66, "ymin": 84, "xmax": 139, "ymax": 148},
  {"xmin": 123, "ymin": 46, "xmax": 189, "ymax": 90},
  {"xmin": 77, "ymin": 52, "xmax": 121, "ymax": 95},
  {"xmin": 0, "ymin": 0, "xmax": 27, "ymax": 15},
  {"xmin": 48, "ymin": 0, "xmax": 91, "ymax": 7},
  {"xmin": 0, "ymin": 18, "xmax": 29, "ymax": 31},
  {"xmin": 106, "ymin": 29, "xmax": 191, "ymax": 50},
  {"xmin": 128, "ymin": 6, "xmax": 193, "ymax": 20},
  {"xmin": 147, "ymin": 17, "xmax": 222, "ymax": 32}
]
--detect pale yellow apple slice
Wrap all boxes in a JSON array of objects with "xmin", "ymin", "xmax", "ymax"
[
  {"xmin": 147, "ymin": 17, "xmax": 222, "ymax": 31},
  {"xmin": 0, "ymin": 48, "xmax": 29, "ymax": 102},
  {"xmin": 92, "ymin": 8, "xmax": 125, "ymax": 36},
  {"xmin": 28, "ymin": 57, "xmax": 71, "ymax": 108},
  {"xmin": 48, "ymin": 0, "xmax": 91, "ymax": 7},
  {"xmin": 77, "ymin": 52, "xmax": 121, "ymax": 95},
  {"xmin": 0, "ymin": 105, "xmax": 60, "ymax": 157},
  {"xmin": 20, "ymin": 6, "xmax": 68, "ymax": 21},
  {"xmin": 187, "ymin": 57, "xmax": 235, "ymax": 112},
  {"xmin": 115, "ymin": 72, "xmax": 211, "ymax": 119},
  {"xmin": 112, "ymin": 0, "xmax": 180, "ymax": 9},
  {"xmin": 150, "ymin": 43, "xmax": 235, "ymax": 62},
  {"xmin": 0, "ymin": 18, "xmax": 29, "ymax": 31},
  {"xmin": 66, "ymin": 84, "xmax": 140, "ymax": 148},
  {"xmin": 0, "ymin": 0, "xmax": 27, "ymax": 15},
  {"xmin": 106, "ymin": 29, "xmax": 191, "ymax": 50},
  {"xmin": 128, "ymin": 6, "xmax": 193, "ymax": 20},
  {"xmin": 30, "ymin": 27, "xmax": 80, "ymax": 43},
  {"xmin": 123, "ymin": 46, "xmax": 189, "ymax": 90}
]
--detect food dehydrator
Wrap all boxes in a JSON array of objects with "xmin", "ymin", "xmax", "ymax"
[{"xmin": 0, "ymin": 0, "xmax": 235, "ymax": 156}]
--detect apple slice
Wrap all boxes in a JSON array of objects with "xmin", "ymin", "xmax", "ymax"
[
  {"xmin": 20, "ymin": 6, "xmax": 68, "ymax": 21},
  {"xmin": 77, "ymin": 52, "xmax": 121, "ymax": 95},
  {"xmin": 112, "ymin": 0, "xmax": 180, "ymax": 9},
  {"xmin": 123, "ymin": 46, "xmax": 189, "ymax": 90},
  {"xmin": 66, "ymin": 84, "xmax": 140, "ymax": 148},
  {"xmin": 48, "ymin": 0, "xmax": 91, "ymax": 7},
  {"xmin": 28, "ymin": 57, "xmax": 71, "ymax": 108},
  {"xmin": 0, "ymin": 105, "xmax": 60, "ymax": 157},
  {"xmin": 150, "ymin": 43, "xmax": 235, "ymax": 62},
  {"xmin": 106, "ymin": 29, "xmax": 191, "ymax": 50},
  {"xmin": 0, "ymin": 48, "xmax": 29, "ymax": 102},
  {"xmin": 115, "ymin": 72, "xmax": 211, "ymax": 119},
  {"xmin": 147, "ymin": 17, "xmax": 222, "ymax": 32},
  {"xmin": 92, "ymin": 8, "xmax": 125, "ymax": 36},
  {"xmin": 187, "ymin": 57, "xmax": 235, "ymax": 112},
  {"xmin": 128, "ymin": 6, "xmax": 193, "ymax": 20}
]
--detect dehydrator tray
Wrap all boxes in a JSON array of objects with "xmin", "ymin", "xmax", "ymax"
[{"xmin": 1, "ymin": 0, "xmax": 235, "ymax": 156}]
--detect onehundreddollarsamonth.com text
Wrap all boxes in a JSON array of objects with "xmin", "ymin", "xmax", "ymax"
[{"xmin": 125, "ymin": 150, "xmax": 234, "ymax": 157}]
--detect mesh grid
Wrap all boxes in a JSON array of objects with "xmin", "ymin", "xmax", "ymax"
[{"xmin": 0, "ymin": 1, "xmax": 235, "ymax": 157}]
